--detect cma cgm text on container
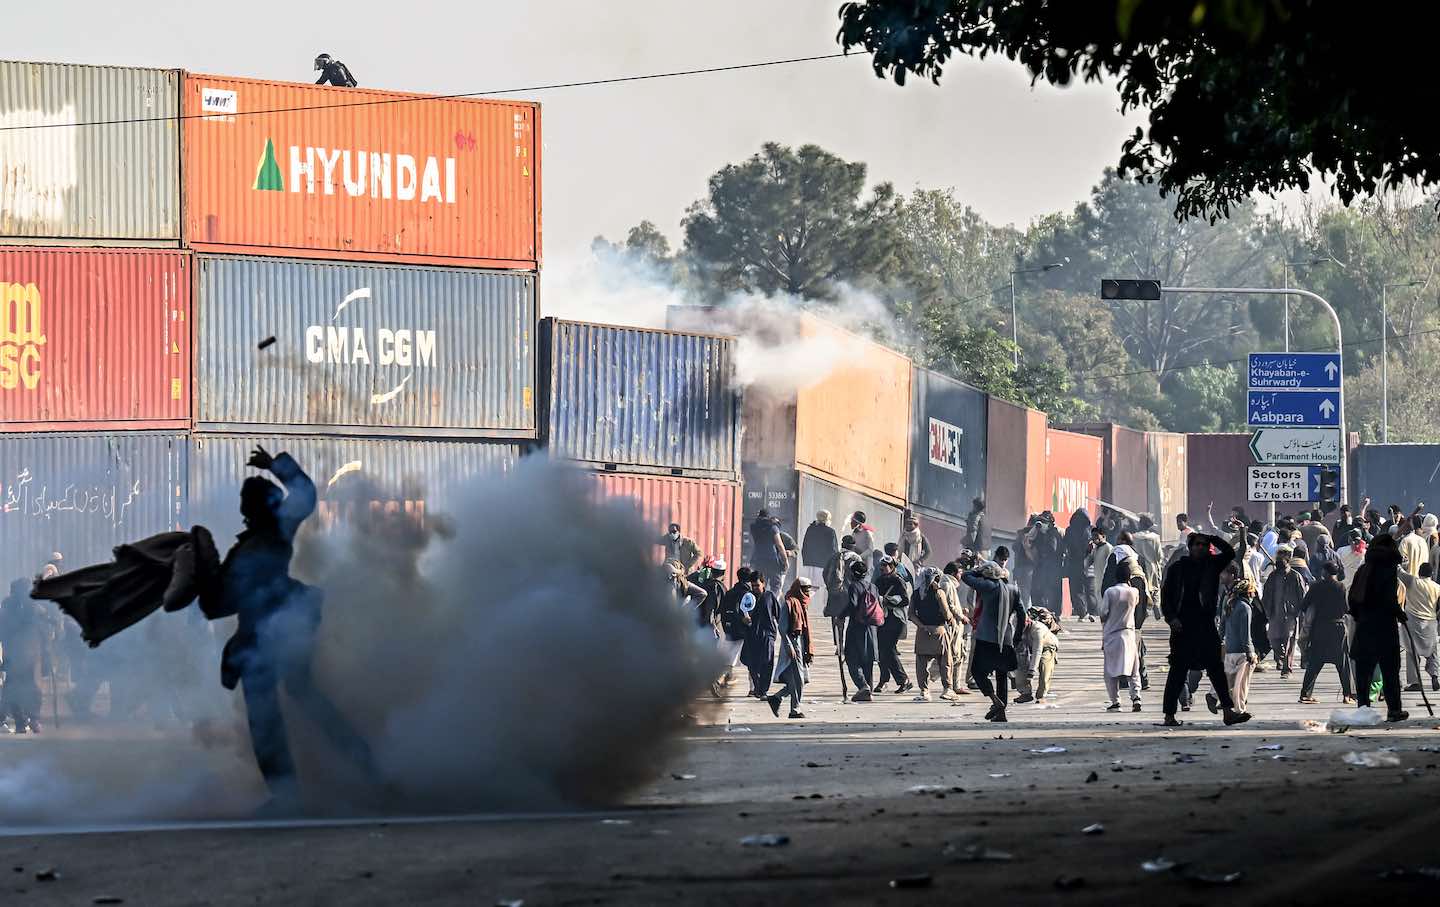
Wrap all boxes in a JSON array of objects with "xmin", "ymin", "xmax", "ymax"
[
  {"xmin": 182, "ymin": 74, "xmax": 540, "ymax": 267},
  {"xmin": 0, "ymin": 248, "xmax": 190, "ymax": 431}
]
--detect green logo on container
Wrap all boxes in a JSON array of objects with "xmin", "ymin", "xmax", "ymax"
[{"xmin": 253, "ymin": 138, "xmax": 284, "ymax": 191}]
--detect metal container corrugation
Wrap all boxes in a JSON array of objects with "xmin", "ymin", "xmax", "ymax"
[
  {"xmin": 985, "ymin": 397, "xmax": 1047, "ymax": 537},
  {"xmin": 742, "ymin": 463, "xmax": 800, "ymax": 565},
  {"xmin": 0, "ymin": 61, "xmax": 180, "ymax": 242},
  {"xmin": 540, "ymin": 319, "xmax": 740, "ymax": 478},
  {"xmin": 740, "ymin": 386, "xmax": 797, "ymax": 467},
  {"xmin": 1059, "ymin": 422, "xmax": 1148, "ymax": 515},
  {"xmin": 0, "ymin": 248, "xmax": 190, "ymax": 430},
  {"xmin": 1351, "ymin": 444, "xmax": 1440, "ymax": 513},
  {"xmin": 909, "ymin": 366, "xmax": 987, "ymax": 522},
  {"xmin": 0, "ymin": 431, "xmax": 187, "ymax": 585},
  {"xmin": 793, "ymin": 316, "xmax": 910, "ymax": 504},
  {"xmin": 195, "ymin": 255, "xmax": 535, "ymax": 436},
  {"xmin": 1146, "ymin": 432, "xmax": 1188, "ymax": 543},
  {"xmin": 182, "ymin": 74, "xmax": 539, "ymax": 267},
  {"xmin": 799, "ymin": 471, "xmax": 902, "ymax": 557},
  {"xmin": 583, "ymin": 471, "xmax": 741, "ymax": 568},
  {"xmin": 912, "ymin": 511, "xmax": 967, "ymax": 566},
  {"xmin": 1186, "ymin": 433, "xmax": 1254, "ymax": 524},
  {"xmin": 1045, "ymin": 429, "xmax": 1104, "ymax": 520},
  {"xmin": 188, "ymin": 433, "xmax": 528, "ymax": 545}
]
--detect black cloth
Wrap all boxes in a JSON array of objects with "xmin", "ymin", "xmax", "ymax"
[
  {"xmin": 315, "ymin": 60, "xmax": 357, "ymax": 87},
  {"xmin": 801, "ymin": 521, "xmax": 840, "ymax": 568},
  {"xmin": 876, "ymin": 619, "xmax": 909, "ymax": 687},
  {"xmin": 1301, "ymin": 657, "xmax": 1354, "ymax": 699},
  {"xmin": 1353, "ymin": 646, "xmax": 1403, "ymax": 712},
  {"xmin": 1160, "ymin": 535, "xmax": 1236, "ymax": 671},
  {"xmin": 750, "ymin": 518, "xmax": 787, "ymax": 580},
  {"xmin": 970, "ymin": 639, "xmax": 1012, "ymax": 702},
  {"xmin": 741, "ymin": 589, "xmax": 781, "ymax": 694},
  {"xmin": 1300, "ymin": 578, "xmax": 1349, "ymax": 667},
  {"xmin": 1029, "ymin": 525, "xmax": 1064, "ymax": 612},
  {"xmin": 718, "ymin": 581, "xmax": 752, "ymax": 641},
  {"xmin": 32, "ymin": 526, "xmax": 222, "ymax": 646},
  {"xmin": 688, "ymin": 571, "xmax": 726, "ymax": 632}
]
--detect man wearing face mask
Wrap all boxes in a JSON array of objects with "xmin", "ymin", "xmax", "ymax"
[{"xmin": 661, "ymin": 523, "xmax": 702, "ymax": 575}]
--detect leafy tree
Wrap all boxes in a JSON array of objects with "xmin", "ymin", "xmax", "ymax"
[
  {"xmin": 837, "ymin": 1, "xmax": 1440, "ymax": 220},
  {"xmin": 682, "ymin": 143, "xmax": 901, "ymax": 299},
  {"xmin": 1344, "ymin": 335, "xmax": 1440, "ymax": 443}
]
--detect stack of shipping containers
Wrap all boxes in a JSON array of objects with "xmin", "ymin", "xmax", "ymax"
[
  {"xmin": 0, "ymin": 62, "xmax": 191, "ymax": 589},
  {"xmin": 0, "ymin": 60, "xmax": 544, "ymax": 587},
  {"xmin": 182, "ymin": 73, "xmax": 542, "ymax": 540},
  {"xmin": 537, "ymin": 319, "xmax": 743, "ymax": 566}
]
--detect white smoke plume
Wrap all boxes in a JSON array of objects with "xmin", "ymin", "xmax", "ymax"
[
  {"xmin": 0, "ymin": 459, "xmax": 721, "ymax": 826},
  {"xmin": 545, "ymin": 244, "xmax": 905, "ymax": 395}
]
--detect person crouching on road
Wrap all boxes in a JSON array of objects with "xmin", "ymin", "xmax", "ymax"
[
  {"xmin": 1101, "ymin": 560, "xmax": 1145, "ymax": 713},
  {"xmin": 766, "ymin": 577, "xmax": 815, "ymax": 719},
  {"xmin": 962, "ymin": 561, "xmax": 1026, "ymax": 723},
  {"xmin": 1015, "ymin": 607, "xmax": 1060, "ymax": 704},
  {"xmin": 910, "ymin": 567, "xmax": 962, "ymax": 702}
]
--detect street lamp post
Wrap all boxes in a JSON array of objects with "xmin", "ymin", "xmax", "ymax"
[
  {"xmin": 1381, "ymin": 280, "xmax": 1424, "ymax": 443},
  {"xmin": 1283, "ymin": 257, "xmax": 1339, "ymax": 352},
  {"xmin": 1009, "ymin": 261, "xmax": 1066, "ymax": 367},
  {"xmin": 1161, "ymin": 285, "xmax": 1348, "ymax": 505}
]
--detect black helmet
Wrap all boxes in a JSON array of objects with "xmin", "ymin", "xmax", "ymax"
[
  {"xmin": 315, "ymin": 53, "xmax": 333, "ymax": 70},
  {"xmin": 849, "ymin": 560, "xmax": 868, "ymax": 578}
]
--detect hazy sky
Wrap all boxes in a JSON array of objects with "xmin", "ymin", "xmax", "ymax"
[{"xmin": 9, "ymin": 0, "xmax": 1137, "ymax": 266}]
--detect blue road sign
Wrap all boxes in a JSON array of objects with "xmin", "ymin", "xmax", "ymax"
[
  {"xmin": 1247, "ymin": 352, "xmax": 1342, "ymax": 390},
  {"xmin": 1247, "ymin": 390, "xmax": 1340, "ymax": 428}
]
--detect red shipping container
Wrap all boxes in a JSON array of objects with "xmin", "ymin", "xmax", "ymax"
[
  {"xmin": 1045, "ymin": 428, "xmax": 1104, "ymax": 520},
  {"xmin": 985, "ymin": 397, "xmax": 1047, "ymax": 537},
  {"xmin": 182, "ymin": 73, "xmax": 540, "ymax": 267},
  {"xmin": 0, "ymin": 248, "xmax": 190, "ymax": 431},
  {"xmin": 583, "ymin": 471, "xmax": 742, "ymax": 569}
]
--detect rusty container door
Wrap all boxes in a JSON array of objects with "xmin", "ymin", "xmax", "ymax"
[
  {"xmin": 1146, "ymin": 432, "xmax": 1188, "ymax": 543},
  {"xmin": 182, "ymin": 73, "xmax": 538, "ymax": 267},
  {"xmin": 909, "ymin": 366, "xmax": 987, "ymax": 524},
  {"xmin": 0, "ymin": 248, "xmax": 190, "ymax": 431},
  {"xmin": 1186, "ymin": 433, "xmax": 1255, "ymax": 526},
  {"xmin": 0, "ymin": 61, "xmax": 180, "ymax": 242},
  {"xmin": 793, "ymin": 315, "xmax": 910, "ymax": 505},
  {"xmin": 583, "ymin": 471, "xmax": 742, "ymax": 569},
  {"xmin": 1045, "ymin": 428, "xmax": 1104, "ymax": 520},
  {"xmin": 985, "ymin": 397, "xmax": 1047, "ymax": 538}
]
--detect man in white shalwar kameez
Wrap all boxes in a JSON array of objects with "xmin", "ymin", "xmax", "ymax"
[{"xmin": 1101, "ymin": 559, "xmax": 1145, "ymax": 712}]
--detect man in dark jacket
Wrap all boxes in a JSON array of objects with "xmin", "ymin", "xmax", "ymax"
[
  {"xmin": 687, "ymin": 556, "xmax": 728, "ymax": 635},
  {"xmin": 740, "ymin": 571, "xmax": 781, "ymax": 700},
  {"xmin": 961, "ymin": 561, "xmax": 1026, "ymax": 723},
  {"xmin": 1160, "ymin": 532, "xmax": 1250, "ymax": 726},
  {"xmin": 843, "ymin": 559, "xmax": 879, "ymax": 701},
  {"xmin": 750, "ymin": 510, "xmax": 789, "ymax": 593},
  {"xmin": 212, "ymin": 447, "xmax": 376, "ymax": 807},
  {"xmin": 1063, "ymin": 510, "xmax": 1093, "ymax": 619},
  {"xmin": 1349, "ymin": 534, "xmax": 1409, "ymax": 720},
  {"xmin": 872, "ymin": 556, "xmax": 913, "ymax": 694},
  {"xmin": 1299, "ymin": 561, "xmax": 1354, "ymax": 703},
  {"xmin": 801, "ymin": 511, "xmax": 840, "ymax": 572}
]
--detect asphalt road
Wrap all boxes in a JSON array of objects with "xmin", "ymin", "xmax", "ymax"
[{"xmin": 3, "ymin": 617, "xmax": 1439, "ymax": 905}]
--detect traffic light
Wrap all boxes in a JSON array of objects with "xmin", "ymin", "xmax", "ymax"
[
  {"xmin": 1100, "ymin": 279, "xmax": 1163, "ymax": 301},
  {"xmin": 1316, "ymin": 468, "xmax": 1340, "ymax": 514}
]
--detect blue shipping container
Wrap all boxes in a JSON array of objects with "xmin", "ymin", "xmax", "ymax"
[
  {"xmin": 195, "ymin": 255, "xmax": 536, "ymax": 437},
  {"xmin": 0, "ymin": 432, "xmax": 187, "ymax": 586},
  {"xmin": 540, "ymin": 319, "xmax": 740, "ymax": 478},
  {"xmin": 1351, "ymin": 444, "xmax": 1440, "ymax": 513},
  {"xmin": 189, "ymin": 434, "xmax": 531, "ymax": 546},
  {"xmin": 909, "ymin": 366, "xmax": 988, "ymax": 523}
]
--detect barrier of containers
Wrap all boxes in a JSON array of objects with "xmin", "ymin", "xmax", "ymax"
[
  {"xmin": 909, "ymin": 366, "xmax": 987, "ymax": 531},
  {"xmin": 985, "ymin": 397, "xmax": 1047, "ymax": 538},
  {"xmin": 195, "ymin": 255, "xmax": 536, "ymax": 436},
  {"xmin": 1350, "ymin": 444, "xmax": 1440, "ymax": 513},
  {"xmin": 1147, "ymin": 432, "xmax": 1188, "ymax": 543},
  {"xmin": 539, "ymin": 319, "xmax": 740, "ymax": 479},
  {"xmin": 1059, "ymin": 422, "xmax": 1147, "ymax": 517},
  {"xmin": 1044, "ymin": 429, "xmax": 1104, "ymax": 520},
  {"xmin": 0, "ymin": 248, "xmax": 190, "ymax": 430},
  {"xmin": 0, "ymin": 432, "xmax": 188, "ymax": 586},
  {"xmin": 0, "ymin": 61, "xmax": 543, "ymax": 268}
]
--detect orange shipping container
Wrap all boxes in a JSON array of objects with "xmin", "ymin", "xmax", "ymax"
[
  {"xmin": 792, "ymin": 316, "xmax": 910, "ymax": 505},
  {"xmin": 583, "ymin": 471, "xmax": 742, "ymax": 569},
  {"xmin": 1045, "ymin": 428, "xmax": 1104, "ymax": 521},
  {"xmin": 182, "ymin": 74, "xmax": 539, "ymax": 267},
  {"xmin": 985, "ymin": 398, "xmax": 1047, "ymax": 536}
]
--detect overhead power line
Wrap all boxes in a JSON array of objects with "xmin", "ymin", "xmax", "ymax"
[{"xmin": 0, "ymin": 53, "xmax": 851, "ymax": 133}]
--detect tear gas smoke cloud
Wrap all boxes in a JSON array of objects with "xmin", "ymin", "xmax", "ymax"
[
  {"xmin": 545, "ymin": 244, "xmax": 903, "ymax": 395},
  {"xmin": 0, "ymin": 459, "xmax": 720, "ymax": 825}
]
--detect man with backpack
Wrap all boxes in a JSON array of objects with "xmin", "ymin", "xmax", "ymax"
[
  {"xmin": 872, "ymin": 556, "xmax": 913, "ymax": 695},
  {"xmin": 842, "ymin": 559, "xmax": 883, "ymax": 701},
  {"xmin": 715, "ymin": 567, "xmax": 755, "ymax": 695}
]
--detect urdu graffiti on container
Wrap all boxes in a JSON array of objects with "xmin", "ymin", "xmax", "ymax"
[{"xmin": 1, "ymin": 467, "xmax": 142, "ymax": 529}]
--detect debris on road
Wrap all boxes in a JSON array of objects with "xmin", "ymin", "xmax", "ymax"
[
  {"xmin": 1379, "ymin": 866, "xmax": 1440, "ymax": 881},
  {"xmin": 1188, "ymin": 871, "xmax": 1245, "ymax": 887},
  {"xmin": 1141, "ymin": 857, "xmax": 1180, "ymax": 873},
  {"xmin": 889, "ymin": 874, "xmax": 933, "ymax": 889},
  {"xmin": 1330, "ymin": 706, "xmax": 1385, "ymax": 732},
  {"xmin": 35, "ymin": 868, "xmax": 59, "ymax": 882},
  {"xmin": 1081, "ymin": 823, "xmax": 1105, "ymax": 835},
  {"xmin": 955, "ymin": 845, "xmax": 1015, "ymax": 863},
  {"xmin": 600, "ymin": 819, "xmax": 632, "ymax": 826},
  {"xmin": 1256, "ymin": 744, "xmax": 1284, "ymax": 751},
  {"xmin": 1085, "ymin": 771, "xmax": 1099, "ymax": 783},
  {"xmin": 1174, "ymin": 754, "xmax": 1200, "ymax": 764},
  {"xmin": 1028, "ymin": 746, "xmax": 1067, "ymax": 754},
  {"xmin": 1301, "ymin": 720, "xmax": 1329, "ymax": 733},
  {"xmin": 906, "ymin": 784, "xmax": 948, "ymax": 795},
  {"xmin": 740, "ymin": 833, "xmax": 790, "ymax": 847},
  {"xmin": 671, "ymin": 773, "xmax": 697, "ymax": 781},
  {"xmin": 92, "ymin": 898, "xmax": 124, "ymax": 905},
  {"xmin": 987, "ymin": 773, "xmax": 1011, "ymax": 778},
  {"xmin": 725, "ymin": 726, "xmax": 753, "ymax": 734},
  {"xmin": 1344, "ymin": 751, "xmax": 1402, "ymax": 768},
  {"xmin": 1054, "ymin": 875, "xmax": 1086, "ymax": 890}
]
